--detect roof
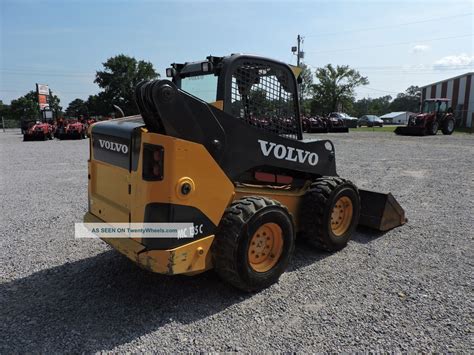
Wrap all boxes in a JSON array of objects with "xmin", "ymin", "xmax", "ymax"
[
  {"xmin": 420, "ymin": 72, "xmax": 473, "ymax": 89},
  {"xmin": 380, "ymin": 112, "xmax": 411, "ymax": 118}
]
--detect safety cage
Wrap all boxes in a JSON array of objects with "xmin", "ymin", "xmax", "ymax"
[
  {"xmin": 227, "ymin": 59, "xmax": 300, "ymax": 140},
  {"xmin": 169, "ymin": 55, "xmax": 302, "ymax": 140}
]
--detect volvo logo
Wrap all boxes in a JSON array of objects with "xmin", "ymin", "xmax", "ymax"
[
  {"xmin": 258, "ymin": 139, "xmax": 318, "ymax": 166},
  {"xmin": 98, "ymin": 139, "xmax": 129, "ymax": 154}
]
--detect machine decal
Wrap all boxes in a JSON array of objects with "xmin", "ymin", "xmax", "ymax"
[
  {"xmin": 257, "ymin": 139, "xmax": 319, "ymax": 166},
  {"xmin": 98, "ymin": 139, "xmax": 129, "ymax": 154}
]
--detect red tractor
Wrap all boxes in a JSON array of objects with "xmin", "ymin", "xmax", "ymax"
[
  {"xmin": 395, "ymin": 98, "xmax": 455, "ymax": 136},
  {"xmin": 23, "ymin": 121, "xmax": 54, "ymax": 141},
  {"xmin": 56, "ymin": 119, "xmax": 87, "ymax": 139}
]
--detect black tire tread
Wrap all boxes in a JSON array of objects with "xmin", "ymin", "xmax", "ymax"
[
  {"xmin": 301, "ymin": 177, "xmax": 359, "ymax": 251},
  {"xmin": 212, "ymin": 196, "xmax": 293, "ymax": 291}
]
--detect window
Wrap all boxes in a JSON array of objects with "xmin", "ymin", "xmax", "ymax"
[
  {"xmin": 438, "ymin": 101, "xmax": 448, "ymax": 113},
  {"xmin": 180, "ymin": 74, "xmax": 218, "ymax": 103}
]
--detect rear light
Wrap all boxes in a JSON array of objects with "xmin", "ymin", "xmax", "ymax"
[{"xmin": 143, "ymin": 144, "xmax": 164, "ymax": 181}]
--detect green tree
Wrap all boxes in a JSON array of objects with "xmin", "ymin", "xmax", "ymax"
[
  {"xmin": 310, "ymin": 64, "xmax": 369, "ymax": 115},
  {"xmin": 94, "ymin": 54, "xmax": 159, "ymax": 115},
  {"xmin": 390, "ymin": 86, "xmax": 421, "ymax": 112},
  {"xmin": 66, "ymin": 98, "xmax": 88, "ymax": 117},
  {"xmin": 299, "ymin": 63, "xmax": 314, "ymax": 115},
  {"xmin": 48, "ymin": 91, "xmax": 62, "ymax": 117},
  {"xmin": 351, "ymin": 95, "xmax": 392, "ymax": 117},
  {"xmin": 86, "ymin": 92, "xmax": 113, "ymax": 117},
  {"xmin": 9, "ymin": 91, "xmax": 39, "ymax": 121}
]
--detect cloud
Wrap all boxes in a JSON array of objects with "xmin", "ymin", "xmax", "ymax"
[
  {"xmin": 411, "ymin": 44, "xmax": 430, "ymax": 53},
  {"xmin": 433, "ymin": 53, "xmax": 474, "ymax": 70}
]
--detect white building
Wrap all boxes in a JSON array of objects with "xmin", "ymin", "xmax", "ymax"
[
  {"xmin": 380, "ymin": 112, "xmax": 413, "ymax": 124},
  {"xmin": 420, "ymin": 72, "xmax": 473, "ymax": 128}
]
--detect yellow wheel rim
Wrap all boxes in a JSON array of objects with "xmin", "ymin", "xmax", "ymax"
[
  {"xmin": 248, "ymin": 223, "xmax": 283, "ymax": 273},
  {"xmin": 330, "ymin": 196, "xmax": 353, "ymax": 236}
]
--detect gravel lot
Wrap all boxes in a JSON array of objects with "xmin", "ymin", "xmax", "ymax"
[{"xmin": 1, "ymin": 129, "xmax": 472, "ymax": 353}]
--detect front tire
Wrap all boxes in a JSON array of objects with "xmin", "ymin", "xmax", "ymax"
[
  {"xmin": 212, "ymin": 197, "xmax": 295, "ymax": 292},
  {"xmin": 300, "ymin": 177, "xmax": 360, "ymax": 251},
  {"xmin": 428, "ymin": 121, "xmax": 438, "ymax": 135}
]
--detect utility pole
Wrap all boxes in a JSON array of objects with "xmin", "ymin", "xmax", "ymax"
[
  {"xmin": 292, "ymin": 35, "xmax": 305, "ymax": 114},
  {"xmin": 291, "ymin": 34, "xmax": 304, "ymax": 67}
]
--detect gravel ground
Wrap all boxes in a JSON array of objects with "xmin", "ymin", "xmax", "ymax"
[{"xmin": 1, "ymin": 129, "xmax": 473, "ymax": 353}]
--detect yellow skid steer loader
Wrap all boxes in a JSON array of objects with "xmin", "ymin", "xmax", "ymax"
[{"xmin": 84, "ymin": 54, "xmax": 406, "ymax": 291}]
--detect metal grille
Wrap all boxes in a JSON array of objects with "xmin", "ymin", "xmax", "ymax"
[{"xmin": 230, "ymin": 61, "xmax": 298, "ymax": 139}]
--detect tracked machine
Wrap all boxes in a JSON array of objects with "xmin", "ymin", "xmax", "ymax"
[{"xmin": 85, "ymin": 54, "xmax": 406, "ymax": 291}]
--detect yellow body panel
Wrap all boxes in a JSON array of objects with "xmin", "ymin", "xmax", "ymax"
[
  {"xmin": 85, "ymin": 212, "xmax": 213, "ymax": 275},
  {"xmin": 137, "ymin": 235, "xmax": 214, "ymax": 275},
  {"xmin": 130, "ymin": 133, "xmax": 235, "ymax": 226},
  {"xmin": 88, "ymin": 161, "xmax": 130, "ymax": 222},
  {"xmin": 234, "ymin": 184, "xmax": 309, "ymax": 229}
]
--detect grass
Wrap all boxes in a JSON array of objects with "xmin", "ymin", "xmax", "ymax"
[
  {"xmin": 350, "ymin": 125, "xmax": 397, "ymax": 132},
  {"xmin": 351, "ymin": 125, "xmax": 472, "ymax": 134}
]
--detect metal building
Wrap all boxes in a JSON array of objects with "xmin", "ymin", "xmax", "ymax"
[{"xmin": 420, "ymin": 72, "xmax": 473, "ymax": 128}]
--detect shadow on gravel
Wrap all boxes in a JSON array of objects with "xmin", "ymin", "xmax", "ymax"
[
  {"xmin": 352, "ymin": 226, "xmax": 389, "ymax": 244},
  {"xmin": 1, "ymin": 243, "xmax": 327, "ymax": 353}
]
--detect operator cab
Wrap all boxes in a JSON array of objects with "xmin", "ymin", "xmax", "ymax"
[
  {"xmin": 422, "ymin": 98, "xmax": 451, "ymax": 114},
  {"xmin": 166, "ymin": 54, "xmax": 302, "ymax": 139}
]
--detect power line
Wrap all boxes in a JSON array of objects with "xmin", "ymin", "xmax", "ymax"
[
  {"xmin": 0, "ymin": 69, "xmax": 94, "ymax": 78},
  {"xmin": 304, "ymin": 12, "xmax": 472, "ymax": 38},
  {"xmin": 305, "ymin": 34, "xmax": 472, "ymax": 54}
]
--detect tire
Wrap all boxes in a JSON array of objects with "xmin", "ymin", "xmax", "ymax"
[
  {"xmin": 300, "ymin": 177, "xmax": 360, "ymax": 252},
  {"xmin": 428, "ymin": 121, "xmax": 438, "ymax": 135},
  {"xmin": 212, "ymin": 196, "xmax": 295, "ymax": 292},
  {"xmin": 442, "ymin": 118, "xmax": 455, "ymax": 135}
]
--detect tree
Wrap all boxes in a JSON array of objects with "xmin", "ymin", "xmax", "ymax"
[
  {"xmin": 6, "ymin": 90, "xmax": 62, "ymax": 122},
  {"xmin": 66, "ymin": 98, "xmax": 88, "ymax": 117},
  {"xmin": 351, "ymin": 95, "xmax": 392, "ymax": 117},
  {"xmin": 86, "ymin": 92, "xmax": 113, "ymax": 117},
  {"xmin": 310, "ymin": 64, "xmax": 369, "ymax": 115},
  {"xmin": 48, "ymin": 91, "xmax": 62, "ymax": 117},
  {"xmin": 299, "ymin": 63, "xmax": 314, "ymax": 115},
  {"xmin": 9, "ymin": 91, "xmax": 39, "ymax": 121},
  {"xmin": 390, "ymin": 86, "xmax": 421, "ymax": 112},
  {"xmin": 94, "ymin": 54, "xmax": 159, "ymax": 115}
]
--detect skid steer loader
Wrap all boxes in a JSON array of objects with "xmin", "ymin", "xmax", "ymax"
[{"xmin": 84, "ymin": 54, "xmax": 406, "ymax": 291}]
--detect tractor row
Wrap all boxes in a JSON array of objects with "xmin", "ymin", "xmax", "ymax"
[{"xmin": 22, "ymin": 118, "xmax": 94, "ymax": 141}]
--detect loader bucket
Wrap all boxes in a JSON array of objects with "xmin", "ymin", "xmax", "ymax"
[
  {"xmin": 358, "ymin": 189, "xmax": 407, "ymax": 231},
  {"xmin": 327, "ymin": 127, "xmax": 349, "ymax": 133},
  {"xmin": 394, "ymin": 126, "xmax": 426, "ymax": 136}
]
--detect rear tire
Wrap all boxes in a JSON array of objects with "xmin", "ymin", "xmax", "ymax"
[
  {"xmin": 300, "ymin": 177, "xmax": 360, "ymax": 252},
  {"xmin": 442, "ymin": 118, "xmax": 455, "ymax": 135},
  {"xmin": 212, "ymin": 196, "xmax": 295, "ymax": 292}
]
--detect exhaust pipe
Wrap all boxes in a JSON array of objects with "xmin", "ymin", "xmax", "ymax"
[{"xmin": 358, "ymin": 189, "xmax": 407, "ymax": 231}]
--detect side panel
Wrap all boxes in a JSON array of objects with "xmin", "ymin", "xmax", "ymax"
[
  {"xmin": 88, "ymin": 160, "xmax": 130, "ymax": 222},
  {"xmin": 130, "ymin": 132, "xmax": 235, "ymax": 248}
]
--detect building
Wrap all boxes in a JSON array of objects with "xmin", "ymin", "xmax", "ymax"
[
  {"xmin": 420, "ymin": 72, "xmax": 473, "ymax": 128},
  {"xmin": 380, "ymin": 111, "xmax": 413, "ymax": 124}
]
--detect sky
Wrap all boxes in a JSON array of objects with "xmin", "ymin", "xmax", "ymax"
[{"xmin": 0, "ymin": 0, "xmax": 473, "ymax": 108}]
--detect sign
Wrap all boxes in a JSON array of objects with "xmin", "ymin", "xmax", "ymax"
[
  {"xmin": 36, "ymin": 83, "xmax": 50, "ymax": 110},
  {"xmin": 38, "ymin": 94, "xmax": 49, "ymax": 109},
  {"xmin": 36, "ymin": 83, "xmax": 49, "ymax": 95}
]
